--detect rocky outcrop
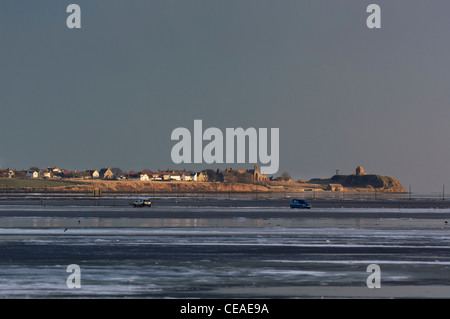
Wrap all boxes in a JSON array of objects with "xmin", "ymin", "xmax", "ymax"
[{"xmin": 310, "ymin": 174, "xmax": 406, "ymax": 192}]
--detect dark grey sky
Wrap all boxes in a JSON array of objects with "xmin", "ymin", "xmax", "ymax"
[{"xmin": 1, "ymin": 0, "xmax": 450, "ymax": 192}]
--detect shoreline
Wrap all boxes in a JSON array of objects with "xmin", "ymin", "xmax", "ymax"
[
  {"xmin": 0, "ymin": 178, "xmax": 406, "ymax": 195},
  {"xmin": 0, "ymin": 178, "xmax": 406, "ymax": 194}
]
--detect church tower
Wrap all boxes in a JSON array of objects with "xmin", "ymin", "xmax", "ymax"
[
  {"xmin": 253, "ymin": 164, "xmax": 259, "ymax": 182},
  {"xmin": 355, "ymin": 166, "xmax": 365, "ymax": 176}
]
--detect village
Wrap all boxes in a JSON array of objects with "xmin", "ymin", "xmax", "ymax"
[
  {"xmin": 0, "ymin": 165, "xmax": 406, "ymax": 194},
  {"xmin": 0, "ymin": 164, "xmax": 272, "ymax": 184}
]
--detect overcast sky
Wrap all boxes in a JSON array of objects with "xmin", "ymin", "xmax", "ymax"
[{"xmin": 1, "ymin": 0, "xmax": 450, "ymax": 193}]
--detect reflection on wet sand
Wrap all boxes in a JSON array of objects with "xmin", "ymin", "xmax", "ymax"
[
  {"xmin": 0, "ymin": 216, "xmax": 446, "ymax": 230},
  {"xmin": 0, "ymin": 217, "xmax": 281, "ymax": 229}
]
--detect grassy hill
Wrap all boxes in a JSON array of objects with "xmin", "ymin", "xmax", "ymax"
[
  {"xmin": 0, "ymin": 178, "xmax": 82, "ymax": 189},
  {"xmin": 0, "ymin": 175, "xmax": 406, "ymax": 194}
]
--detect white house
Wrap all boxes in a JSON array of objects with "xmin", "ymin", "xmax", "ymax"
[
  {"xmin": 51, "ymin": 167, "xmax": 62, "ymax": 174},
  {"xmin": 181, "ymin": 174, "xmax": 192, "ymax": 181},
  {"xmin": 41, "ymin": 169, "xmax": 53, "ymax": 179},
  {"xmin": 140, "ymin": 174, "xmax": 150, "ymax": 181},
  {"xmin": 26, "ymin": 170, "xmax": 39, "ymax": 178},
  {"xmin": 170, "ymin": 174, "xmax": 182, "ymax": 181},
  {"xmin": 7, "ymin": 169, "xmax": 15, "ymax": 179}
]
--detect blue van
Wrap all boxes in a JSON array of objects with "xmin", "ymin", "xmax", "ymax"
[{"xmin": 290, "ymin": 199, "xmax": 312, "ymax": 209}]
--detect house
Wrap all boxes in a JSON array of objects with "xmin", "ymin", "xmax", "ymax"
[
  {"xmin": 327, "ymin": 184, "xmax": 344, "ymax": 192},
  {"xmin": 139, "ymin": 170, "xmax": 155, "ymax": 181},
  {"xmin": 197, "ymin": 172, "xmax": 207, "ymax": 182},
  {"xmin": 190, "ymin": 172, "xmax": 207, "ymax": 182},
  {"xmin": 99, "ymin": 166, "xmax": 114, "ymax": 179},
  {"xmin": 40, "ymin": 168, "xmax": 54, "ymax": 179},
  {"xmin": 160, "ymin": 172, "xmax": 171, "ymax": 181},
  {"xmin": 153, "ymin": 171, "xmax": 172, "ymax": 181},
  {"xmin": 51, "ymin": 167, "xmax": 62, "ymax": 174},
  {"xmin": 0, "ymin": 169, "xmax": 14, "ymax": 178},
  {"xmin": 7, "ymin": 169, "xmax": 15, "ymax": 178},
  {"xmin": 169, "ymin": 173, "xmax": 182, "ymax": 181},
  {"xmin": 61, "ymin": 170, "xmax": 74, "ymax": 178},
  {"xmin": 181, "ymin": 173, "xmax": 192, "ymax": 181},
  {"xmin": 26, "ymin": 170, "xmax": 40, "ymax": 179},
  {"xmin": 86, "ymin": 170, "xmax": 99, "ymax": 179},
  {"xmin": 150, "ymin": 173, "xmax": 160, "ymax": 180},
  {"xmin": 152, "ymin": 173, "xmax": 164, "ymax": 181}
]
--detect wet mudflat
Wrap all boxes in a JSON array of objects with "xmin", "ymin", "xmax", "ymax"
[{"xmin": 1, "ymin": 196, "xmax": 450, "ymax": 298}]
